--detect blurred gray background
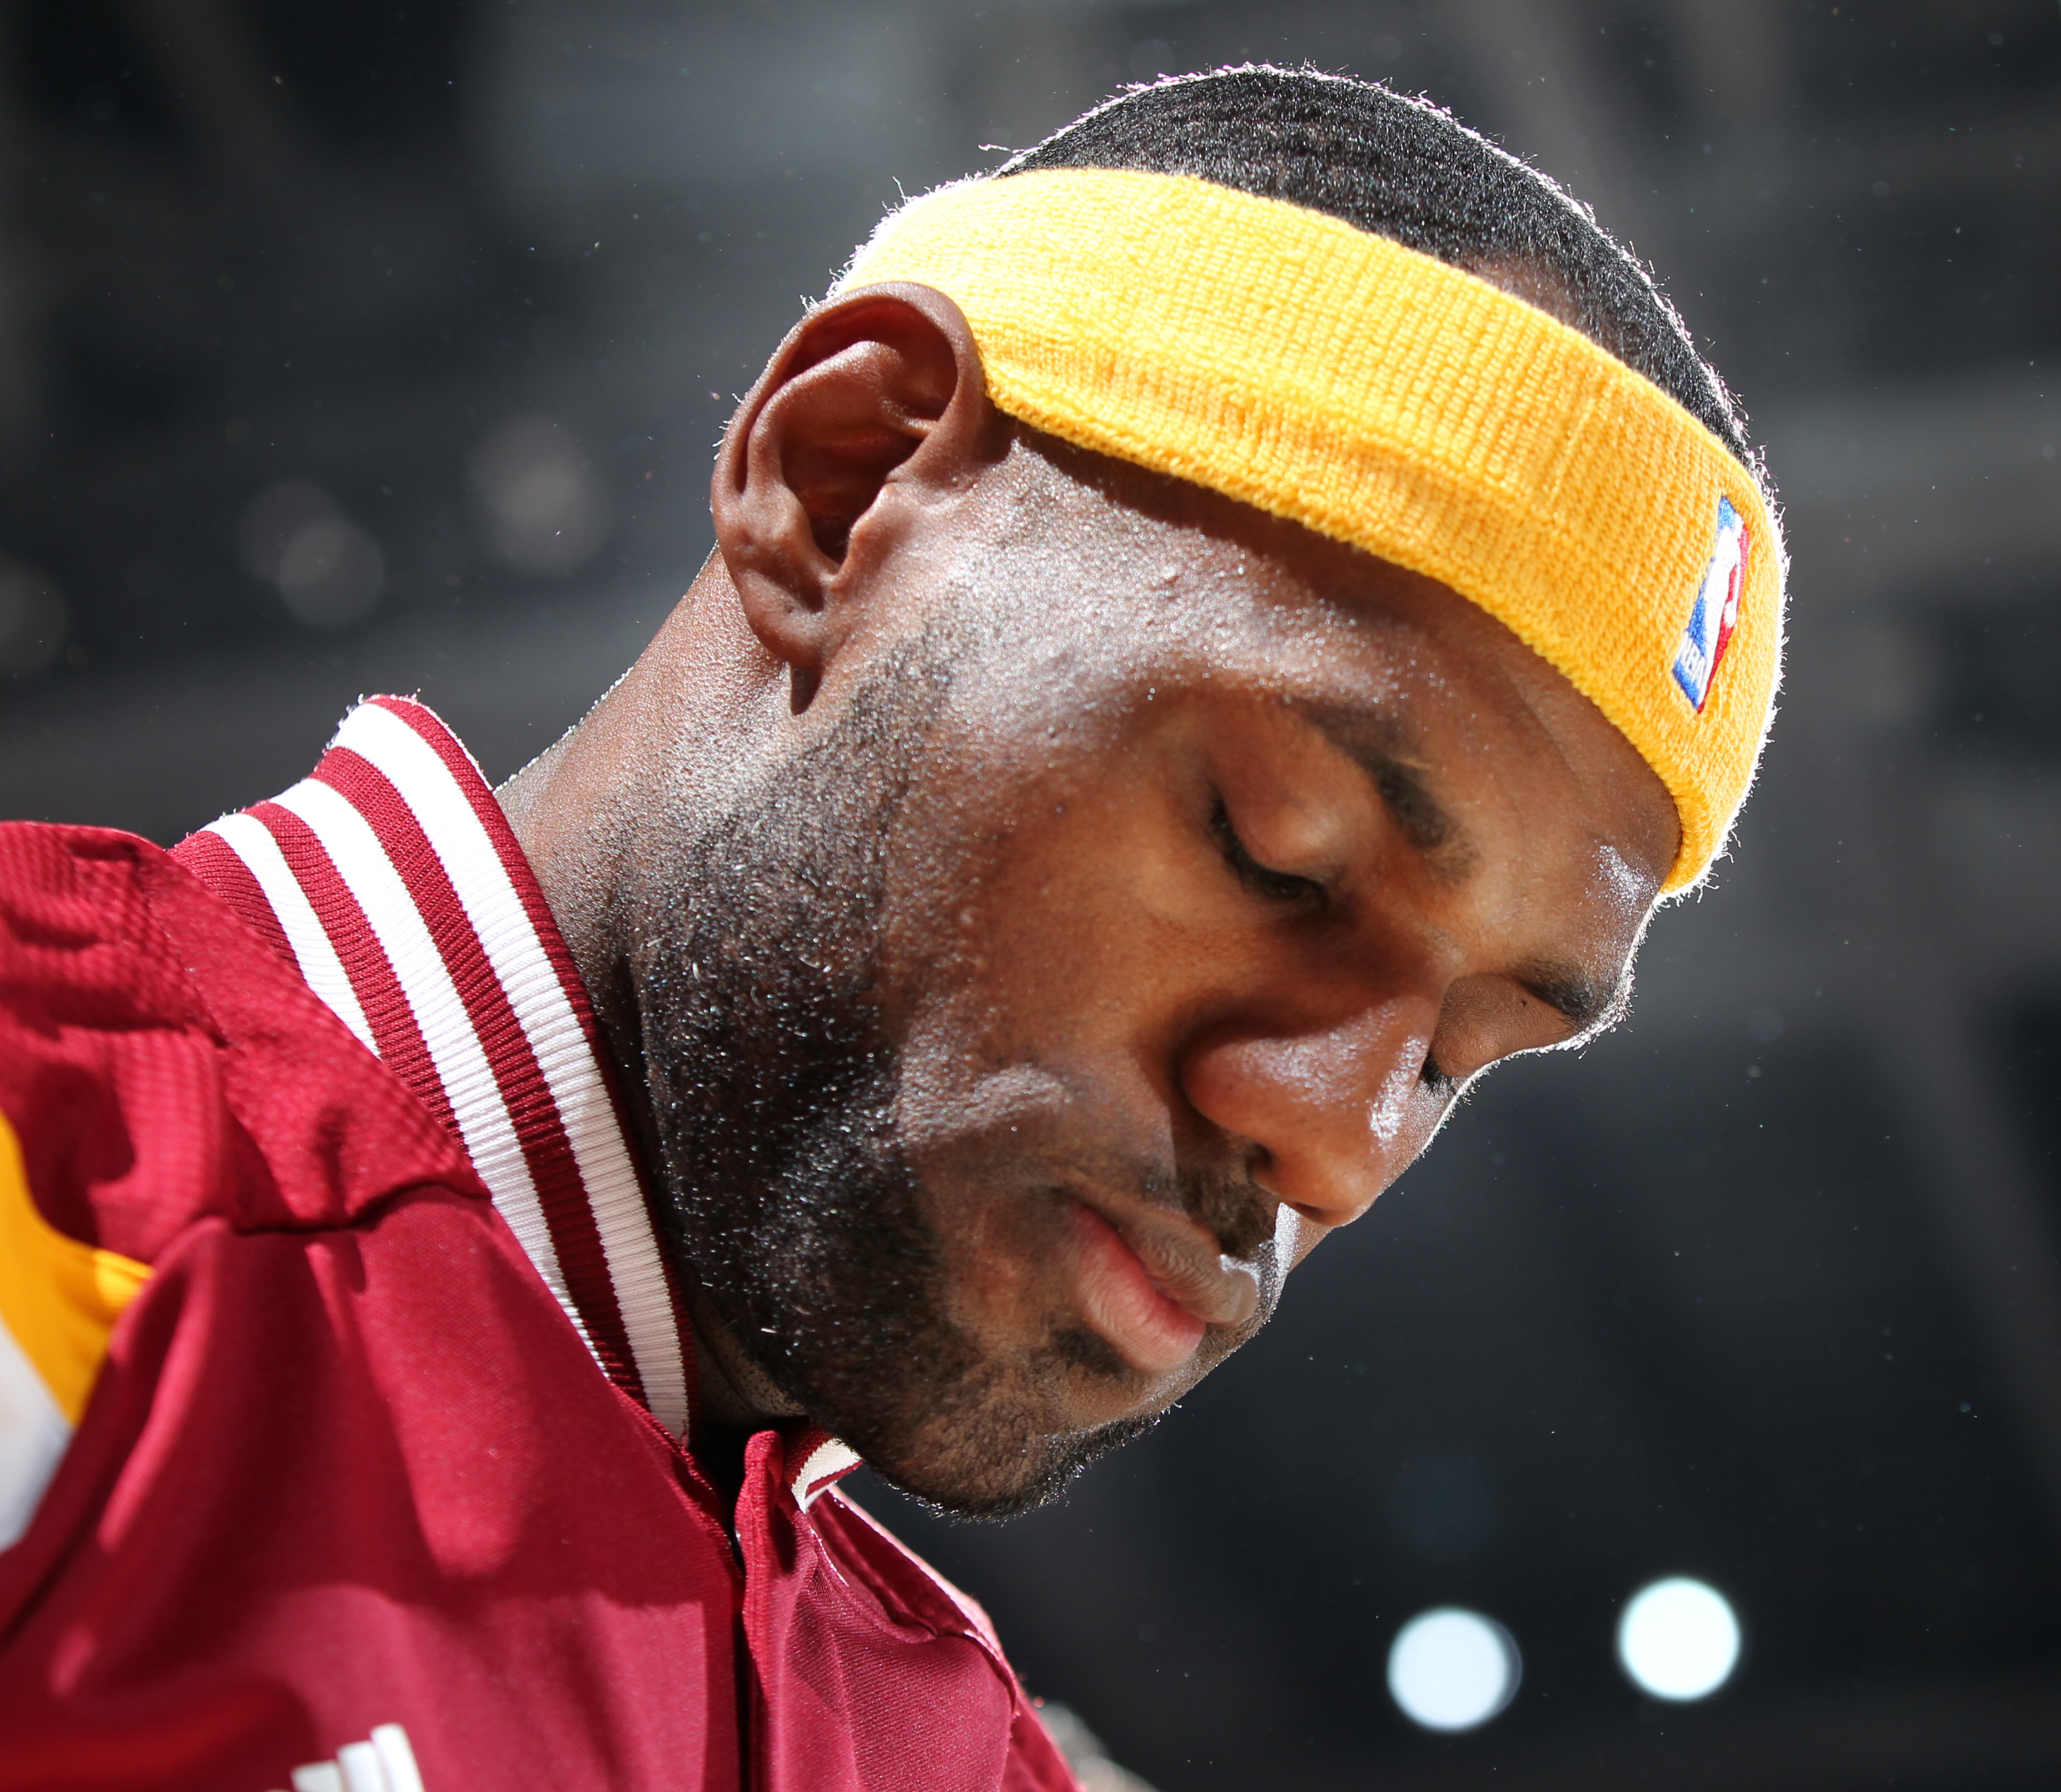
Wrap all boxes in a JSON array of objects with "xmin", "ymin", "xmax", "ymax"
[{"xmin": 1, "ymin": 2, "xmax": 2056, "ymax": 1787}]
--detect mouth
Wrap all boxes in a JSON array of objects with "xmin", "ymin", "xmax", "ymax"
[{"xmin": 1062, "ymin": 1190, "xmax": 1262, "ymax": 1377}]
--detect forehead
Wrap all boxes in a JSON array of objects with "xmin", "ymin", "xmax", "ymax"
[{"xmin": 942, "ymin": 431, "xmax": 1681, "ymax": 889}]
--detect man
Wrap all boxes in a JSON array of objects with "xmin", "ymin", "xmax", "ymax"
[{"xmin": 0, "ymin": 67, "xmax": 1780, "ymax": 1791}]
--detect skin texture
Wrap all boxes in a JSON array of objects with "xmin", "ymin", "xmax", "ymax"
[{"xmin": 500, "ymin": 282, "xmax": 1678, "ymax": 1516}]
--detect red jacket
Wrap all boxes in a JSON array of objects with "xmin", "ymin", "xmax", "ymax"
[{"xmin": 0, "ymin": 696, "xmax": 1076, "ymax": 1792}]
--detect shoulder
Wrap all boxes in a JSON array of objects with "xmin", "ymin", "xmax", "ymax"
[
  {"xmin": 0, "ymin": 823, "xmax": 223, "ymax": 1256},
  {"xmin": 0, "ymin": 819, "xmax": 483, "ymax": 1559},
  {"xmin": 0, "ymin": 822, "xmax": 200, "ymax": 1038},
  {"xmin": 0, "ymin": 819, "xmax": 479, "ymax": 1259}
]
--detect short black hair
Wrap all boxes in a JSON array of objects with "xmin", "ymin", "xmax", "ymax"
[{"xmin": 1002, "ymin": 67, "xmax": 1752, "ymax": 468}]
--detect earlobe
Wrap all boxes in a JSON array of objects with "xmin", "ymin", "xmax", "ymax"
[{"xmin": 711, "ymin": 282, "xmax": 999, "ymax": 707}]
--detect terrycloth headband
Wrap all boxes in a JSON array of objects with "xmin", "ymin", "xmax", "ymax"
[{"xmin": 836, "ymin": 167, "xmax": 1785, "ymax": 892}]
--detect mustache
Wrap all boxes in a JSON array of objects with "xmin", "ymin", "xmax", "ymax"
[
  {"xmin": 1035, "ymin": 1141, "xmax": 1282, "ymax": 1278},
  {"xmin": 1146, "ymin": 1161, "xmax": 1279, "ymax": 1266}
]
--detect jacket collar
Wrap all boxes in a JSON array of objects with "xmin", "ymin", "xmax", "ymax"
[{"xmin": 173, "ymin": 696, "xmax": 693, "ymax": 1437}]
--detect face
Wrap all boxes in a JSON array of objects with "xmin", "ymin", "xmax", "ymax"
[{"xmin": 635, "ymin": 432, "xmax": 1677, "ymax": 1518}]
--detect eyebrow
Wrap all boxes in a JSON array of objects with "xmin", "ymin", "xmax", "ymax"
[
  {"xmin": 1513, "ymin": 958, "xmax": 1629, "ymax": 1040},
  {"xmin": 1297, "ymin": 701, "xmax": 1633, "ymax": 1042},
  {"xmin": 1299, "ymin": 706, "xmax": 1469, "ymax": 870}
]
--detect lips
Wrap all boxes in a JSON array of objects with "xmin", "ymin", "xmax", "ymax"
[{"xmin": 1064, "ymin": 1195, "xmax": 1260, "ymax": 1376}]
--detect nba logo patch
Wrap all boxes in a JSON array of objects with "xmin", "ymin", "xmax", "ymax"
[{"xmin": 1671, "ymin": 497, "xmax": 1750, "ymax": 713}]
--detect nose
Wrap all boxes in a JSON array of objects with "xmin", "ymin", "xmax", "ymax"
[{"xmin": 1176, "ymin": 996, "xmax": 1441, "ymax": 1230}]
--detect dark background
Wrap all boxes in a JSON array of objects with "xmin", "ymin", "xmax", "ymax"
[{"xmin": 2, "ymin": 2, "xmax": 2057, "ymax": 1787}]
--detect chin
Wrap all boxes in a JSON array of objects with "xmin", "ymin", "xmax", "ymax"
[
  {"xmin": 868, "ymin": 1406, "xmax": 1166, "ymax": 1523},
  {"xmin": 823, "ymin": 1323, "xmax": 1175, "ymax": 1521}
]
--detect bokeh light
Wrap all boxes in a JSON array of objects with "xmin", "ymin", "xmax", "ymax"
[
  {"xmin": 1617, "ymin": 1577, "xmax": 1742, "ymax": 1701},
  {"xmin": 469, "ymin": 414, "xmax": 612, "ymax": 577},
  {"xmin": 236, "ymin": 480, "xmax": 385, "ymax": 630},
  {"xmin": 1386, "ymin": 1607, "xmax": 1521, "ymax": 1732}
]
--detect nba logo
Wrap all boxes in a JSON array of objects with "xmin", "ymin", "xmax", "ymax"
[{"xmin": 1671, "ymin": 497, "xmax": 1750, "ymax": 713}]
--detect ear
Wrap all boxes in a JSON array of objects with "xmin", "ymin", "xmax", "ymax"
[{"xmin": 711, "ymin": 281, "xmax": 1002, "ymax": 708}]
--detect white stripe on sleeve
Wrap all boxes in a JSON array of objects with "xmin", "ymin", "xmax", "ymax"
[
  {"xmin": 336, "ymin": 1741, "xmax": 388, "ymax": 1792},
  {"xmin": 370, "ymin": 1725, "xmax": 427, "ymax": 1792}
]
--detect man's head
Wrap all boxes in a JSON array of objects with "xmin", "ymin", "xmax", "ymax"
[{"xmin": 504, "ymin": 70, "xmax": 1780, "ymax": 1518}]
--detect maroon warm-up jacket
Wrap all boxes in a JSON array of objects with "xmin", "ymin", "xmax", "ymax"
[{"xmin": 0, "ymin": 696, "xmax": 1076, "ymax": 1792}]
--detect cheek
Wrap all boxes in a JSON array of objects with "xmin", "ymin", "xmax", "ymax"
[{"xmin": 895, "ymin": 782, "xmax": 1196, "ymax": 1053}]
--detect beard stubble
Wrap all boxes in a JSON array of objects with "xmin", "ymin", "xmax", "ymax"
[{"xmin": 636, "ymin": 637, "xmax": 1156, "ymax": 1518}]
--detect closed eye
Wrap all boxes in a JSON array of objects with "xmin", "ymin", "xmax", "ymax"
[{"xmin": 1210, "ymin": 796, "xmax": 1325, "ymax": 905}]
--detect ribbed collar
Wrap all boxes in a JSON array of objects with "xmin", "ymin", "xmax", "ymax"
[{"xmin": 173, "ymin": 696, "xmax": 693, "ymax": 1436}]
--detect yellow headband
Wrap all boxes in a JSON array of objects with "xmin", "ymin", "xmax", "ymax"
[{"xmin": 837, "ymin": 168, "xmax": 1783, "ymax": 891}]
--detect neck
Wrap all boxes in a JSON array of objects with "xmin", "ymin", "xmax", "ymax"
[{"xmin": 497, "ymin": 554, "xmax": 805, "ymax": 1433}]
